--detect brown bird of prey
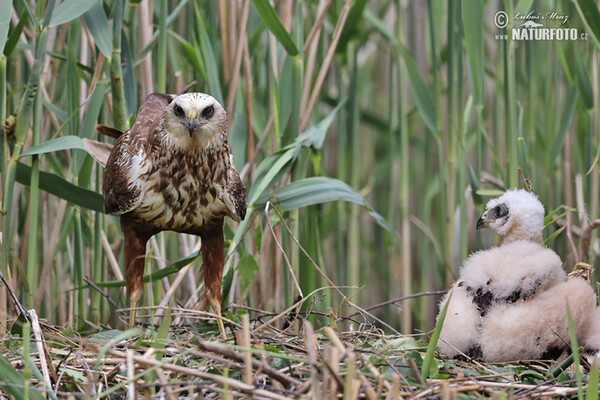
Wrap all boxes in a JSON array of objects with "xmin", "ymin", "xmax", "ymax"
[{"xmin": 102, "ymin": 92, "xmax": 246, "ymax": 335}]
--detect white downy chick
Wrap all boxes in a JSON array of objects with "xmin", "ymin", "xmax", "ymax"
[
  {"xmin": 438, "ymin": 189, "xmax": 567, "ymax": 359},
  {"xmin": 463, "ymin": 189, "xmax": 566, "ymax": 313}
]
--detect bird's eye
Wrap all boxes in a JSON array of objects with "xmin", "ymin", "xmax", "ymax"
[
  {"xmin": 202, "ymin": 105, "xmax": 214, "ymax": 119},
  {"xmin": 174, "ymin": 104, "xmax": 184, "ymax": 117},
  {"xmin": 494, "ymin": 204, "xmax": 509, "ymax": 218}
]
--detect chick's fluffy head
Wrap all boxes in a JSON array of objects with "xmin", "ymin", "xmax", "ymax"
[{"xmin": 480, "ymin": 189, "xmax": 545, "ymax": 243}]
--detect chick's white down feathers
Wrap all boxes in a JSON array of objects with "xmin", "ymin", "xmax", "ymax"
[{"xmin": 437, "ymin": 189, "xmax": 600, "ymax": 362}]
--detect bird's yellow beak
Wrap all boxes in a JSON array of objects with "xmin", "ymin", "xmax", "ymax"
[
  {"xmin": 476, "ymin": 209, "xmax": 492, "ymax": 229},
  {"xmin": 186, "ymin": 111, "xmax": 199, "ymax": 136}
]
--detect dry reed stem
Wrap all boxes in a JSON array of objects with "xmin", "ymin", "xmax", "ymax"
[
  {"xmin": 300, "ymin": 0, "xmax": 352, "ymax": 132},
  {"xmin": 225, "ymin": 0, "xmax": 251, "ymax": 115},
  {"xmin": 303, "ymin": 320, "xmax": 320, "ymax": 398},
  {"xmin": 242, "ymin": 313, "xmax": 252, "ymax": 388},
  {"xmin": 218, "ymin": 0, "xmax": 231, "ymax": 81},
  {"xmin": 136, "ymin": 0, "xmax": 154, "ymax": 100},
  {"xmin": 300, "ymin": 0, "xmax": 331, "ymax": 117},
  {"xmin": 100, "ymin": 230, "xmax": 126, "ymax": 297},
  {"xmin": 29, "ymin": 309, "xmax": 52, "ymax": 392},
  {"xmin": 242, "ymin": 38, "xmax": 254, "ymax": 163}
]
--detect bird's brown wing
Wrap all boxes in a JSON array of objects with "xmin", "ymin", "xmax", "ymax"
[
  {"xmin": 226, "ymin": 158, "xmax": 247, "ymax": 222},
  {"xmin": 102, "ymin": 93, "xmax": 176, "ymax": 215},
  {"xmin": 83, "ymin": 138, "xmax": 113, "ymax": 168}
]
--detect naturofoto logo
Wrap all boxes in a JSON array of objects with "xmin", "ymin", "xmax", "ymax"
[{"xmin": 493, "ymin": 9, "xmax": 590, "ymax": 42}]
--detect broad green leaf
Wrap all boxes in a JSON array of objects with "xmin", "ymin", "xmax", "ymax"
[
  {"xmin": 91, "ymin": 329, "xmax": 127, "ymax": 341},
  {"xmin": 83, "ymin": 1, "xmax": 112, "ymax": 57},
  {"xmin": 251, "ymin": 0, "xmax": 299, "ymax": 57},
  {"xmin": 295, "ymin": 101, "xmax": 345, "ymax": 151},
  {"xmin": 475, "ymin": 189, "xmax": 505, "ymax": 197},
  {"xmin": 49, "ymin": 0, "xmax": 100, "ymax": 27},
  {"xmin": 588, "ymin": 361, "xmax": 599, "ymax": 400},
  {"xmin": 0, "ymin": 355, "xmax": 45, "ymax": 400},
  {"xmin": 76, "ymin": 83, "xmax": 110, "ymax": 174},
  {"xmin": 230, "ymin": 93, "xmax": 248, "ymax": 170},
  {"xmin": 248, "ymin": 147, "xmax": 295, "ymax": 206},
  {"xmin": 544, "ymin": 206, "xmax": 571, "ymax": 228},
  {"xmin": 337, "ymin": 0, "xmax": 368, "ymax": 55},
  {"xmin": 63, "ymin": 368, "xmax": 87, "ymax": 384},
  {"xmin": 153, "ymin": 303, "xmax": 172, "ymax": 361},
  {"xmin": 121, "ymin": 30, "xmax": 135, "ymax": 117},
  {"xmin": 260, "ymin": 177, "xmax": 392, "ymax": 232},
  {"xmin": 566, "ymin": 306, "xmax": 584, "ymax": 399},
  {"xmin": 93, "ymin": 329, "xmax": 143, "ymax": 371},
  {"xmin": 544, "ymin": 226, "xmax": 565, "ymax": 246},
  {"xmin": 81, "ymin": 85, "xmax": 110, "ymax": 139},
  {"xmin": 516, "ymin": 137, "xmax": 529, "ymax": 179},
  {"xmin": 248, "ymin": 101, "xmax": 344, "ymax": 205},
  {"xmin": 549, "ymin": 87, "xmax": 578, "ymax": 172},
  {"xmin": 194, "ymin": 6, "xmax": 223, "ymax": 103},
  {"xmin": 237, "ymin": 253, "xmax": 259, "ymax": 292},
  {"xmin": 173, "ymin": 32, "xmax": 206, "ymax": 80},
  {"xmin": 574, "ymin": 0, "xmax": 600, "ymax": 50},
  {"xmin": 19, "ymin": 136, "xmax": 86, "ymax": 158},
  {"xmin": 422, "ymin": 291, "xmax": 451, "ymax": 379},
  {"xmin": 41, "ymin": 98, "xmax": 68, "ymax": 122},
  {"xmin": 462, "ymin": 0, "xmax": 483, "ymax": 105},
  {"xmin": 399, "ymin": 45, "xmax": 438, "ymax": 139},
  {"xmin": 0, "ymin": 0, "xmax": 13, "ymax": 55},
  {"xmin": 515, "ymin": 0, "xmax": 534, "ymax": 16},
  {"xmin": 3, "ymin": 9, "xmax": 27, "ymax": 58},
  {"xmin": 88, "ymin": 251, "xmax": 200, "ymax": 289},
  {"xmin": 364, "ymin": 10, "xmax": 395, "ymax": 42},
  {"xmin": 574, "ymin": 47, "xmax": 593, "ymax": 110},
  {"xmin": 146, "ymin": 0, "xmax": 190, "ymax": 47},
  {"xmin": 15, "ymin": 162, "xmax": 104, "ymax": 212}
]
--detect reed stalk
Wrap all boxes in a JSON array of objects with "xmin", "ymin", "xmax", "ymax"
[
  {"xmin": 110, "ymin": 0, "xmax": 128, "ymax": 132},
  {"xmin": 157, "ymin": 0, "xmax": 167, "ymax": 93}
]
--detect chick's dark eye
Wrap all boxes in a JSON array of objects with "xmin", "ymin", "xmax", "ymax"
[
  {"xmin": 174, "ymin": 104, "xmax": 184, "ymax": 117},
  {"xmin": 495, "ymin": 204, "xmax": 509, "ymax": 218},
  {"xmin": 202, "ymin": 105, "xmax": 214, "ymax": 119}
]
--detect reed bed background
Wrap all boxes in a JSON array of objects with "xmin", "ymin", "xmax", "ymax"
[{"xmin": 0, "ymin": 0, "xmax": 599, "ymax": 397}]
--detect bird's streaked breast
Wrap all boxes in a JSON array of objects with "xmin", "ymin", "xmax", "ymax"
[{"xmin": 131, "ymin": 146, "xmax": 233, "ymax": 234}]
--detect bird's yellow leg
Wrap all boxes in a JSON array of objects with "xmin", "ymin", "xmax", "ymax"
[{"xmin": 209, "ymin": 296, "xmax": 226, "ymax": 338}]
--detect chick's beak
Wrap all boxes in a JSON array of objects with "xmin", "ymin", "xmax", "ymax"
[
  {"xmin": 186, "ymin": 111, "xmax": 199, "ymax": 136},
  {"xmin": 476, "ymin": 209, "xmax": 492, "ymax": 229}
]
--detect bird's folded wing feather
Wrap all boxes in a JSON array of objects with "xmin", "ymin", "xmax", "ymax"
[
  {"xmin": 103, "ymin": 93, "xmax": 176, "ymax": 215},
  {"xmin": 226, "ymin": 163, "xmax": 247, "ymax": 222},
  {"xmin": 103, "ymin": 135, "xmax": 144, "ymax": 215}
]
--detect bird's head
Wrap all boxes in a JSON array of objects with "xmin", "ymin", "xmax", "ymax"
[
  {"xmin": 163, "ymin": 93, "xmax": 227, "ymax": 150},
  {"xmin": 476, "ymin": 189, "xmax": 545, "ymax": 244}
]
